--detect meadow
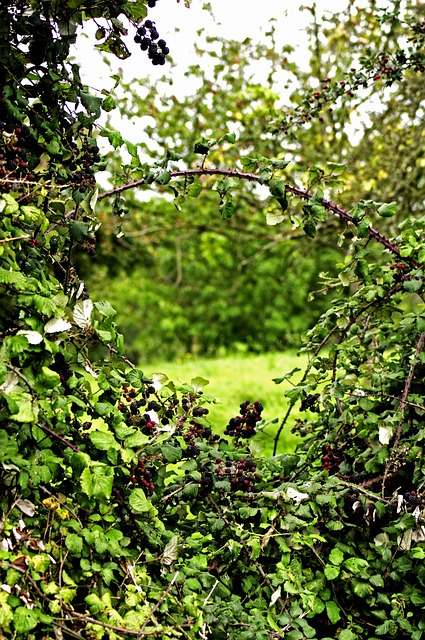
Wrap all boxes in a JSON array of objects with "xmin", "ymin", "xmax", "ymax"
[{"xmin": 146, "ymin": 350, "xmax": 307, "ymax": 456}]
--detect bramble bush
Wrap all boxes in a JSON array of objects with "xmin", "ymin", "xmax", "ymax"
[{"xmin": 1, "ymin": 1, "xmax": 425, "ymax": 639}]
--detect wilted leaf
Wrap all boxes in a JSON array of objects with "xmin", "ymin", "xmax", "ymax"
[
  {"xmin": 162, "ymin": 536, "xmax": 179, "ymax": 565},
  {"xmin": 44, "ymin": 318, "xmax": 72, "ymax": 334},
  {"xmin": 73, "ymin": 299, "xmax": 93, "ymax": 329}
]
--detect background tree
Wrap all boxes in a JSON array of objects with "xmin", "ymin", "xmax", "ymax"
[
  {"xmin": 80, "ymin": 0, "xmax": 425, "ymax": 360},
  {"xmin": 1, "ymin": 2, "xmax": 425, "ymax": 639}
]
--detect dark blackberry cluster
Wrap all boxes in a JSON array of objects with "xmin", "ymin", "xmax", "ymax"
[
  {"xmin": 75, "ymin": 236, "xmax": 97, "ymax": 257},
  {"xmin": 322, "ymin": 445, "xmax": 344, "ymax": 474},
  {"xmin": 0, "ymin": 122, "xmax": 36, "ymax": 183},
  {"xmin": 192, "ymin": 406, "xmax": 209, "ymax": 418},
  {"xmin": 58, "ymin": 140, "xmax": 100, "ymax": 190},
  {"xmin": 405, "ymin": 491, "xmax": 423, "ymax": 506},
  {"xmin": 134, "ymin": 19, "xmax": 169, "ymax": 66},
  {"xmin": 130, "ymin": 459, "xmax": 155, "ymax": 496},
  {"xmin": 185, "ymin": 444, "xmax": 201, "ymax": 458},
  {"xmin": 224, "ymin": 401, "xmax": 263, "ymax": 439},
  {"xmin": 214, "ymin": 457, "xmax": 259, "ymax": 493},
  {"xmin": 197, "ymin": 467, "xmax": 214, "ymax": 496},
  {"xmin": 51, "ymin": 353, "xmax": 72, "ymax": 386},
  {"xmin": 300, "ymin": 393, "xmax": 320, "ymax": 412},
  {"xmin": 390, "ymin": 262, "xmax": 409, "ymax": 283}
]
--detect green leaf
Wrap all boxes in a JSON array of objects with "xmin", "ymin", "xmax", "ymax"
[
  {"xmin": 329, "ymin": 548, "xmax": 344, "ymax": 565},
  {"xmin": 13, "ymin": 607, "xmax": 38, "ymax": 633},
  {"xmin": 404, "ymin": 279, "xmax": 423, "ymax": 293},
  {"xmin": 69, "ymin": 221, "xmax": 90, "ymax": 242},
  {"xmin": 102, "ymin": 95, "xmax": 116, "ymax": 112},
  {"xmin": 268, "ymin": 178, "xmax": 286, "ymax": 200},
  {"xmin": 156, "ymin": 171, "xmax": 171, "ymax": 185},
  {"xmin": 326, "ymin": 601, "xmax": 341, "ymax": 624},
  {"xmin": 40, "ymin": 366, "xmax": 61, "ymax": 389},
  {"xmin": 377, "ymin": 201, "xmax": 397, "ymax": 217},
  {"xmin": 129, "ymin": 488, "xmax": 150, "ymax": 513},
  {"xmin": 0, "ymin": 592, "xmax": 13, "ymax": 631},
  {"xmin": 343, "ymin": 557, "xmax": 369, "ymax": 573},
  {"xmin": 2, "ymin": 194, "xmax": 19, "ymax": 214},
  {"xmin": 89, "ymin": 431, "xmax": 119, "ymax": 451},
  {"xmin": 220, "ymin": 198, "xmax": 235, "ymax": 219},
  {"xmin": 65, "ymin": 533, "xmax": 83, "ymax": 555},
  {"xmin": 80, "ymin": 465, "xmax": 114, "ymax": 500},
  {"xmin": 324, "ymin": 565, "xmax": 340, "ymax": 580},
  {"xmin": 5, "ymin": 392, "xmax": 38, "ymax": 422},
  {"xmin": 162, "ymin": 444, "xmax": 182, "ymax": 463},
  {"xmin": 194, "ymin": 139, "xmax": 211, "ymax": 154},
  {"xmin": 190, "ymin": 377, "xmax": 209, "ymax": 392},
  {"xmin": 81, "ymin": 91, "xmax": 102, "ymax": 117}
]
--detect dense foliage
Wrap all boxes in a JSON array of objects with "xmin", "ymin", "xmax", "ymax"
[
  {"xmin": 82, "ymin": 1, "xmax": 425, "ymax": 359},
  {"xmin": 1, "ymin": 1, "xmax": 425, "ymax": 639}
]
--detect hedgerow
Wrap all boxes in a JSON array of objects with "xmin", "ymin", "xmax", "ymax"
[{"xmin": 1, "ymin": 1, "xmax": 425, "ymax": 639}]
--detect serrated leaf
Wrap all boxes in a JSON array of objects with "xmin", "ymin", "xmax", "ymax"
[
  {"xmin": 266, "ymin": 211, "xmax": 285, "ymax": 226},
  {"xmin": 89, "ymin": 431, "xmax": 119, "ymax": 451},
  {"xmin": 156, "ymin": 171, "xmax": 171, "ymax": 185},
  {"xmin": 69, "ymin": 220, "xmax": 90, "ymax": 242},
  {"xmin": 324, "ymin": 565, "xmax": 340, "ymax": 580},
  {"xmin": 268, "ymin": 178, "xmax": 286, "ymax": 200},
  {"xmin": 220, "ymin": 199, "xmax": 235, "ymax": 219},
  {"xmin": 329, "ymin": 548, "xmax": 344, "ymax": 565},
  {"xmin": 190, "ymin": 377, "xmax": 209, "ymax": 392},
  {"xmin": 404, "ymin": 279, "xmax": 423, "ymax": 293},
  {"xmin": 162, "ymin": 444, "xmax": 182, "ymax": 463},
  {"xmin": 343, "ymin": 557, "xmax": 369, "ymax": 573},
  {"xmin": 377, "ymin": 201, "xmax": 397, "ymax": 217},
  {"xmin": 81, "ymin": 91, "xmax": 102, "ymax": 117}
]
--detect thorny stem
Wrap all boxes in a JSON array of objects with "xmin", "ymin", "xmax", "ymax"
[
  {"xmin": 140, "ymin": 571, "xmax": 180, "ymax": 632},
  {"xmin": 98, "ymin": 167, "xmax": 404, "ymax": 261},
  {"xmin": 36, "ymin": 422, "xmax": 81, "ymax": 452},
  {"xmin": 393, "ymin": 331, "xmax": 425, "ymax": 449}
]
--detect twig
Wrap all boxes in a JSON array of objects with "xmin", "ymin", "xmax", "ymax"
[
  {"xmin": 203, "ymin": 579, "xmax": 219, "ymax": 606},
  {"xmin": 107, "ymin": 343, "xmax": 136, "ymax": 368},
  {"xmin": 160, "ymin": 482, "xmax": 195, "ymax": 502},
  {"xmin": 36, "ymin": 422, "xmax": 80, "ymax": 452},
  {"xmin": 393, "ymin": 331, "xmax": 425, "ymax": 449},
  {"xmin": 140, "ymin": 571, "xmax": 180, "ymax": 633},
  {"xmin": 348, "ymin": 391, "xmax": 425, "ymax": 412},
  {"xmin": 97, "ymin": 167, "xmax": 405, "ymax": 261},
  {"xmin": 0, "ymin": 234, "xmax": 30, "ymax": 243}
]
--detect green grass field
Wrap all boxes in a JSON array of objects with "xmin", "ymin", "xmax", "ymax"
[{"xmin": 145, "ymin": 351, "xmax": 307, "ymax": 456}]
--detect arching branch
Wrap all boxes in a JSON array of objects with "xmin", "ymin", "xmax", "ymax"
[{"xmin": 98, "ymin": 167, "xmax": 403, "ymax": 260}]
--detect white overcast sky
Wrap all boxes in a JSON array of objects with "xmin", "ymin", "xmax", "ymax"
[
  {"xmin": 74, "ymin": 0, "xmax": 397, "ymax": 157},
  {"xmin": 76, "ymin": 1, "xmax": 351, "ymax": 90}
]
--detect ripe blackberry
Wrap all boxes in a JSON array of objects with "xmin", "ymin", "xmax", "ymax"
[{"xmin": 185, "ymin": 444, "xmax": 200, "ymax": 458}]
